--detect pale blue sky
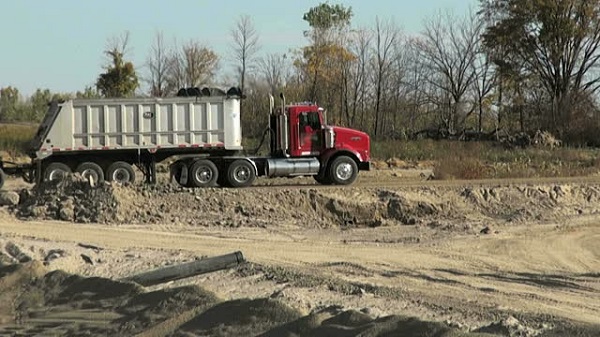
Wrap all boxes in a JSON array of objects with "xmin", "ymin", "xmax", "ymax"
[{"xmin": 0, "ymin": 0, "xmax": 475, "ymax": 96}]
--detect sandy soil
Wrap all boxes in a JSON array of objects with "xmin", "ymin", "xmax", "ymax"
[{"xmin": 0, "ymin": 169, "xmax": 599, "ymax": 336}]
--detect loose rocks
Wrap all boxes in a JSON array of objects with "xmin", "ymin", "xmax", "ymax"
[
  {"xmin": 0, "ymin": 191, "xmax": 19, "ymax": 207},
  {"xmin": 16, "ymin": 174, "xmax": 120, "ymax": 223}
]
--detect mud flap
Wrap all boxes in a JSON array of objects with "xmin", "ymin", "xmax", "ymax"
[
  {"xmin": 359, "ymin": 161, "xmax": 371, "ymax": 171},
  {"xmin": 170, "ymin": 162, "xmax": 189, "ymax": 186}
]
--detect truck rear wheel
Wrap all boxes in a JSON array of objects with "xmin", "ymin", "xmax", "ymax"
[
  {"xmin": 107, "ymin": 162, "xmax": 136, "ymax": 184},
  {"xmin": 76, "ymin": 162, "xmax": 105, "ymax": 184},
  {"xmin": 190, "ymin": 159, "xmax": 218, "ymax": 188},
  {"xmin": 226, "ymin": 160, "xmax": 256, "ymax": 188},
  {"xmin": 44, "ymin": 163, "xmax": 72, "ymax": 182},
  {"xmin": 328, "ymin": 156, "xmax": 358, "ymax": 185}
]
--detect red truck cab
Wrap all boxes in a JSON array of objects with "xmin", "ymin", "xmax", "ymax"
[{"xmin": 269, "ymin": 102, "xmax": 371, "ymax": 185}]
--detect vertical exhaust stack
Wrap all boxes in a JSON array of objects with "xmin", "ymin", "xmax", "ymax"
[
  {"xmin": 268, "ymin": 94, "xmax": 277, "ymax": 155},
  {"xmin": 279, "ymin": 93, "xmax": 289, "ymax": 157}
]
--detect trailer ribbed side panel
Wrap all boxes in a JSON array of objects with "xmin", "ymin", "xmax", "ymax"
[{"xmin": 35, "ymin": 96, "xmax": 242, "ymax": 156}]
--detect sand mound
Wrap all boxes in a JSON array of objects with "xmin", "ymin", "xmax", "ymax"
[{"xmin": 0, "ymin": 259, "xmax": 515, "ymax": 336}]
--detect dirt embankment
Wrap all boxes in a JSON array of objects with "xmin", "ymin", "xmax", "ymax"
[{"xmin": 10, "ymin": 175, "xmax": 600, "ymax": 232}]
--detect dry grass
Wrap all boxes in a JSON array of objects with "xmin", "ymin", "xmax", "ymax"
[
  {"xmin": 0, "ymin": 124, "xmax": 37, "ymax": 159},
  {"xmin": 374, "ymin": 139, "xmax": 600, "ymax": 180}
]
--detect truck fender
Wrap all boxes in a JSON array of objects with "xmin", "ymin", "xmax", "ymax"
[{"xmin": 236, "ymin": 158, "xmax": 259, "ymax": 177}]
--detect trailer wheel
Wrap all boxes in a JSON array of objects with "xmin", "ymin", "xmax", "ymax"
[
  {"xmin": 44, "ymin": 163, "xmax": 72, "ymax": 182},
  {"xmin": 76, "ymin": 162, "xmax": 105, "ymax": 184},
  {"xmin": 328, "ymin": 156, "xmax": 358, "ymax": 185},
  {"xmin": 226, "ymin": 160, "xmax": 256, "ymax": 188},
  {"xmin": 189, "ymin": 159, "xmax": 218, "ymax": 187},
  {"xmin": 107, "ymin": 162, "xmax": 136, "ymax": 184},
  {"xmin": 0, "ymin": 168, "xmax": 5, "ymax": 190}
]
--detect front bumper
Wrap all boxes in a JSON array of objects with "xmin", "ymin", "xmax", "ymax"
[{"xmin": 358, "ymin": 161, "xmax": 371, "ymax": 171}]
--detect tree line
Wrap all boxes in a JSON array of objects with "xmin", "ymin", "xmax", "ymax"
[{"xmin": 2, "ymin": 0, "xmax": 600, "ymax": 146}]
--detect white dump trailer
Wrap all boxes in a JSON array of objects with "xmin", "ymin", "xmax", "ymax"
[
  {"xmin": 31, "ymin": 96, "xmax": 243, "ymax": 157},
  {"xmin": 0, "ymin": 87, "xmax": 371, "ymax": 189}
]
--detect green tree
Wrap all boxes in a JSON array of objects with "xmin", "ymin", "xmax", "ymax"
[
  {"xmin": 76, "ymin": 86, "xmax": 101, "ymax": 99},
  {"xmin": 303, "ymin": 2, "xmax": 353, "ymax": 40},
  {"xmin": 297, "ymin": 2, "xmax": 354, "ymax": 124},
  {"xmin": 96, "ymin": 32, "xmax": 139, "ymax": 98},
  {"xmin": 480, "ymin": 0, "xmax": 600, "ymax": 134},
  {"xmin": 0, "ymin": 86, "xmax": 22, "ymax": 121},
  {"xmin": 29, "ymin": 89, "xmax": 52, "ymax": 121},
  {"xmin": 29, "ymin": 89, "xmax": 73, "ymax": 121}
]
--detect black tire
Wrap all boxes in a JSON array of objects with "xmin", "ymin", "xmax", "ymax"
[
  {"xmin": 76, "ymin": 162, "xmax": 105, "ymax": 183},
  {"xmin": 107, "ymin": 161, "xmax": 136, "ymax": 184},
  {"xmin": 217, "ymin": 172, "xmax": 230, "ymax": 188},
  {"xmin": 44, "ymin": 162, "xmax": 72, "ymax": 182},
  {"xmin": 313, "ymin": 174, "xmax": 332, "ymax": 185},
  {"xmin": 328, "ymin": 156, "xmax": 358, "ymax": 185},
  {"xmin": 189, "ymin": 159, "xmax": 219, "ymax": 188},
  {"xmin": 0, "ymin": 168, "xmax": 5, "ymax": 190},
  {"xmin": 226, "ymin": 160, "xmax": 256, "ymax": 188}
]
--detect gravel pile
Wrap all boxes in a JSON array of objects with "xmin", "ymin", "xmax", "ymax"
[{"xmin": 16, "ymin": 174, "xmax": 120, "ymax": 223}]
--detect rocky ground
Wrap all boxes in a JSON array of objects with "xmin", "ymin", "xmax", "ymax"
[{"xmin": 0, "ymin": 170, "xmax": 599, "ymax": 336}]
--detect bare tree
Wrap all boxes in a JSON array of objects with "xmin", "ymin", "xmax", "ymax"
[
  {"xmin": 230, "ymin": 15, "xmax": 260, "ymax": 99},
  {"xmin": 403, "ymin": 39, "xmax": 435, "ymax": 133},
  {"xmin": 105, "ymin": 31, "xmax": 132, "ymax": 60},
  {"xmin": 348, "ymin": 28, "xmax": 372, "ymax": 128},
  {"xmin": 471, "ymin": 48, "xmax": 496, "ymax": 133},
  {"xmin": 371, "ymin": 17, "xmax": 399, "ymax": 137},
  {"xmin": 259, "ymin": 53, "xmax": 288, "ymax": 94},
  {"xmin": 417, "ymin": 9, "xmax": 483, "ymax": 133},
  {"xmin": 166, "ymin": 40, "xmax": 219, "ymax": 91},
  {"xmin": 146, "ymin": 31, "xmax": 170, "ymax": 97}
]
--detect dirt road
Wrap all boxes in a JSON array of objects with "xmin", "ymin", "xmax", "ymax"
[{"xmin": 1, "ymin": 210, "xmax": 599, "ymax": 329}]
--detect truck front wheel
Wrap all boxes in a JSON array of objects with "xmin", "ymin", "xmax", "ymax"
[
  {"xmin": 44, "ymin": 163, "xmax": 72, "ymax": 182},
  {"xmin": 190, "ymin": 159, "xmax": 218, "ymax": 188},
  {"xmin": 328, "ymin": 156, "xmax": 358, "ymax": 185}
]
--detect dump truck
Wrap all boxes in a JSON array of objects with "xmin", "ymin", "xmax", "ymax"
[{"xmin": 0, "ymin": 87, "xmax": 371, "ymax": 189}]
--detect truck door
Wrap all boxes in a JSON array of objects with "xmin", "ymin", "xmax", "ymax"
[{"xmin": 297, "ymin": 111, "xmax": 322, "ymax": 156}]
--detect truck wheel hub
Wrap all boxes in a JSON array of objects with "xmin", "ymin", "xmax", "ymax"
[
  {"xmin": 336, "ymin": 163, "xmax": 353, "ymax": 180},
  {"xmin": 234, "ymin": 167, "xmax": 250, "ymax": 182},
  {"xmin": 113, "ymin": 169, "xmax": 130, "ymax": 182},
  {"xmin": 49, "ymin": 169, "xmax": 67, "ymax": 181},
  {"xmin": 195, "ymin": 167, "xmax": 213, "ymax": 183}
]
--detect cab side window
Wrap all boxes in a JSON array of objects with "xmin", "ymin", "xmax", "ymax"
[{"xmin": 306, "ymin": 112, "xmax": 321, "ymax": 130}]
